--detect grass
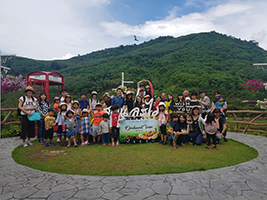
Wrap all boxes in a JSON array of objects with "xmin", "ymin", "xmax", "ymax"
[{"xmin": 12, "ymin": 139, "xmax": 258, "ymax": 176}]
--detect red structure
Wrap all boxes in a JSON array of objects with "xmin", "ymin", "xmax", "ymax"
[{"xmin": 26, "ymin": 71, "xmax": 64, "ymax": 101}]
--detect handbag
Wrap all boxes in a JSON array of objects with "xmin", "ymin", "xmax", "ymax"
[
  {"xmin": 27, "ymin": 106, "xmax": 41, "ymax": 121},
  {"xmin": 61, "ymin": 113, "xmax": 66, "ymax": 132}
]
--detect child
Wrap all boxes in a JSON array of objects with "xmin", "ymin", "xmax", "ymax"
[
  {"xmin": 186, "ymin": 113, "xmax": 193, "ymax": 132},
  {"xmin": 153, "ymin": 96, "xmax": 161, "ymax": 111},
  {"xmin": 64, "ymin": 94, "xmax": 72, "ymax": 110},
  {"xmin": 55, "ymin": 103, "xmax": 67, "ymax": 146},
  {"xmin": 92, "ymin": 103, "xmax": 105, "ymax": 144},
  {"xmin": 99, "ymin": 113, "xmax": 111, "ymax": 146},
  {"xmin": 72, "ymin": 101, "xmax": 81, "ymax": 144},
  {"xmin": 204, "ymin": 113, "xmax": 218, "ymax": 150},
  {"xmin": 90, "ymin": 91, "xmax": 98, "ymax": 115},
  {"xmin": 169, "ymin": 114, "xmax": 179, "ymax": 149},
  {"xmin": 110, "ymin": 105, "xmax": 125, "ymax": 146},
  {"xmin": 53, "ymin": 97, "xmax": 61, "ymax": 113},
  {"xmin": 44, "ymin": 108, "xmax": 56, "ymax": 147},
  {"xmin": 100, "ymin": 98, "xmax": 107, "ymax": 109},
  {"xmin": 80, "ymin": 109, "xmax": 91, "ymax": 146},
  {"xmin": 64, "ymin": 110, "xmax": 78, "ymax": 148},
  {"xmin": 60, "ymin": 89, "xmax": 68, "ymax": 103},
  {"xmin": 37, "ymin": 92, "xmax": 50, "ymax": 144},
  {"xmin": 214, "ymin": 95, "xmax": 226, "ymax": 115},
  {"xmin": 157, "ymin": 102, "xmax": 169, "ymax": 145}
]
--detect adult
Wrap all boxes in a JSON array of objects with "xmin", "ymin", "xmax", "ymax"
[
  {"xmin": 60, "ymin": 88, "xmax": 68, "ymax": 103},
  {"xmin": 198, "ymin": 90, "xmax": 211, "ymax": 117},
  {"xmin": 136, "ymin": 88, "xmax": 145, "ymax": 103},
  {"xmin": 145, "ymin": 85, "xmax": 153, "ymax": 99},
  {"xmin": 211, "ymin": 91, "xmax": 227, "ymax": 113},
  {"xmin": 125, "ymin": 91, "xmax": 134, "ymax": 117},
  {"xmin": 78, "ymin": 93, "xmax": 90, "ymax": 110},
  {"xmin": 111, "ymin": 87, "xmax": 124, "ymax": 112},
  {"xmin": 136, "ymin": 79, "xmax": 146, "ymax": 97},
  {"xmin": 186, "ymin": 106, "xmax": 205, "ymax": 145},
  {"xmin": 64, "ymin": 94, "xmax": 72, "ymax": 110},
  {"xmin": 160, "ymin": 93, "xmax": 167, "ymax": 102},
  {"xmin": 213, "ymin": 108, "xmax": 227, "ymax": 142},
  {"xmin": 177, "ymin": 93, "xmax": 184, "ymax": 102},
  {"xmin": 183, "ymin": 90, "xmax": 190, "ymax": 100},
  {"xmin": 134, "ymin": 96, "xmax": 144, "ymax": 119},
  {"xmin": 153, "ymin": 96, "xmax": 161, "ymax": 111},
  {"xmin": 144, "ymin": 95, "xmax": 153, "ymax": 111},
  {"xmin": 190, "ymin": 91, "xmax": 198, "ymax": 102},
  {"xmin": 166, "ymin": 93, "xmax": 175, "ymax": 118},
  {"xmin": 18, "ymin": 86, "xmax": 38, "ymax": 147},
  {"xmin": 176, "ymin": 114, "xmax": 189, "ymax": 147},
  {"xmin": 89, "ymin": 91, "xmax": 98, "ymax": 115},
  {"xmin": 103, "ymin": 92, "xmax": 111, "ymax": 107}
]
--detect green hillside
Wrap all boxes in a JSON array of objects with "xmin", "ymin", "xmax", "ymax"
[{"xmin": 4, "ymin": 31, "xmax": 267, "ymax": 105}]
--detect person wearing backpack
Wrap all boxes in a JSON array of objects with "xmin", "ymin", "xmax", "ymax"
[
  {"xmin": 204, "ymin": 112, "xmax": 220, "ymax": 150},
  {"xmin": 37, "ymin": 92, "xmax": 50, "ymax": 144},
  {"xmin": 18, "ymin": 86, "xmax": 38, "ymax": 147}
]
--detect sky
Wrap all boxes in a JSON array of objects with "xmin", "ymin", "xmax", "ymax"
[{"xmin": 0, "ymin": 0, "xmax": 267, "ymax": 60}]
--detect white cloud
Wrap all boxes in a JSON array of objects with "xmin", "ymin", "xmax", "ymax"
[
  {"xmin": 52, "ymin": 53, "xmax": 76, "ymax": 60},
  {"xmin": 251, "ymin": 29, "xmax": 267, "ymax": 43}
]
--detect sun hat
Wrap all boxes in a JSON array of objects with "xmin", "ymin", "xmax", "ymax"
[
  {"xmin": 81, "ymin": 108, "xmax": 89, "ymax": 113},
  {"xmin": 91, "ymin": 91, "xmax": 98, "ymax": 96},
  {"xmin": 158, "ymin": 102, "xmax": 166, "ymax": 108},
  {"xmin": 185, "ymin": 97, "xmax": 191, "ymax": 101},
  {"xmin": 96, "ymin": 102, "xmax": 102, "ymax": 107},
  {"xmin": 24, "ymin": 86, "xmax": 35, "ymax": 93},
  {"xmin": 126, "ymin": 91, "xmax": 134, "ymax": 95},
  {"xmin": 53, "ymin": 97, "xmax": 60, "ymax": 102},
  {"xmin": 60, "ymin": 102, "xmax": 67, "ymax": 107},
  {"xmin": 144, "ymin": 94, "xmax": 151, "ymax": 99},
  {"xmin": 190, "ymin": 106, "xmax": 202, "ymax": 114},
  {"xmin": 145, "ymin": 85, "xmax": 150, "ymax": 89},
  {"xmin": 72, "ymin": 100, "xmax": 80, "ymax": 107},
  {"xmin": 103, "ymin": 92, "xmax": 110, "ymax": 97}
]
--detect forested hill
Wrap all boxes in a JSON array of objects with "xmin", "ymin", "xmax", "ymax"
[{"xmin": 5, "ymin": 31, "xmax": 267, "ymax": 103}]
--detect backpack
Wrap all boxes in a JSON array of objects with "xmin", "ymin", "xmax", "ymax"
[
  {"xmin": 17, "ymin": 96, "xmax": 35, "ymax": 116},
  {"xmin": 205, "ymin": 121, "xmax": 217, "ymax": 134}
]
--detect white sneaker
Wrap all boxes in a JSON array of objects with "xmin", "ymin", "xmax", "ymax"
[
  {"xmin": 23, "ymin": 142, "xmax": 28, "ymax": 147},
  {"xmin": 57, "ymin": 138, "xmax": 60, "ymax": 143},
  {"xmin": 27, "ymin": 141, "xmax": 33, "ymax": 146}
]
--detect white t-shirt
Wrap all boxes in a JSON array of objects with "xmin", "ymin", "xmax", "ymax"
[{"xmin": 19, "ymin": 96, "xmax": 37, "ymax": 115}]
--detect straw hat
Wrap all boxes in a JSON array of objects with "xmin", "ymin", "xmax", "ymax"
[
  {"xmin": 103, "ymin": 92, "xmax": 110, "ymax": 97},
  {"xmin": 144, "ymin": 94, "xmax": 151, "ymax": 99},
  {"xmin": 190, "ymin": 106, "xmax": 202, "ymax": 114},
  {"xmin": 145, "ymin": 85, "xmax": 150, "ymax": 89},
  {"xmin": 126, "ymin": 91, "xmax": 134, "ymax": 95},
  {"xmin": 60, "ymin": 102, "xmax": 67, "ymax": 107},
  {"xmin": 53, "ymin": 97, "xmax": 60, "ymax": 102},
  {"xmin": 91, "ymin": 91, "xmax": 98, "ymax": 96},
  {"xmin": 72, "ymin": 100, "xmax": 80, "ymax": 107},
  {"xmin": 81, "ymin": 109, "xmax": 89, "ymax": 113},
  {"xmin": 25, "ymin": 86, "xmax": 35, "ymax": 93}
]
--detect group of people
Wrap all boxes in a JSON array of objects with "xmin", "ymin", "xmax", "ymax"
[{"xmin": 18, "ymin": 80, "xmax": 228, "ymax": 150}]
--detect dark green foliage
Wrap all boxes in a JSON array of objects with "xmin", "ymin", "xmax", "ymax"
[{"xmin": 4, "ymin": 31, "xmax": 267, "ymax": 104}]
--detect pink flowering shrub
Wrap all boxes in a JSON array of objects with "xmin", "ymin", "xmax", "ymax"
[
  {"xmin": 244, "ymin": 79, "xmax": 264, "ymax": 91},
  {"xmin": 1, "ymin": 75, "xmax": 26, "ymax": 95}
]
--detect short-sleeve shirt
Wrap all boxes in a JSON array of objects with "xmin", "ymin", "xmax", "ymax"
[
  {"xmin": 99, "ymin": 120, "xmax": 110, "ymax": 133},
  {"xmin": 53, "ymin": 103, "xmax": 61, "ymax": 112},
  {"xmin": 93, "ymin": 110, "xmax": 105, "ymax": 126},
  {"xmin": 200, "ymin": 96, "xmax": 211, "ymax": 113},
  {"xmin": 158, "ymin": 110, "xmax": 168, "ymax": 126},
  {"xmin": 44, "ymin": 116, "xmax": 55, "ymax": 129},
  {"xmin": 78, "ymin": 99, "xmax": 89, "ymax": 110},
  {"xmin": 66, "ymin": 115, "xmax": 76, "ymax": 128},
  {"xmin": 38, "ymin": 101, "xmax": 50, "ymax": 119},
  {"xmin": 19, "ymin": 96, "xmax": 37, "ymax": 115},
  {"xmin": 171, "ymin": 121, "xmax": 179, "ymax": 132}
]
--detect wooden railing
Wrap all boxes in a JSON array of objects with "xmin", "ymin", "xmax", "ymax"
[
  {"xmin": 1, "ymin": 108, "xmax": 21, "ymax": 126},
  {"xmin": 226, "ymin": 110, "xmax": 267, "ymax": 134}
]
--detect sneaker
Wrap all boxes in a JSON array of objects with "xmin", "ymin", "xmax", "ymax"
[
  {"xmin": 60, "ymin": 142, "xmax": 63, "ymax": 146},
  {"xmin": 162, "ymin": 141, "xmax": 167, "ymax": 145},
  {"xmin": 81, "ymin": 143, "xmax": 86, "ymax": 146},
  {"xmin": 212, "ymin": 146, "xmax": 218, "ymax": 149},
  {"xmin": 103, "ymin": 143, "xmax": 106, "ymax": 146},
  {"xmin": 159, "ymin": 140, "xmax": 163, "ymax": 144},
  {"xmin": 108, "ymin": 143, "xmax": 111, "ymax": 146},
  {"xmin": 98, "ymin": 141, "xmax": 101, "ymax": 145},
  {"xmin": 23, "ymin": 142, "xmax": 28, "ymax": 147},
  {"xmin": 50, "ymin": 142, "xmax": 55, "ymax": 146},
  {"xmin": 74, "ymin": 143, "xmax": 78, "ymax": 147},
  {"xmin": 63, "ymin": 142, "xmax": 67, "ymax": 146},
  {"xmin": 57, "ymin": 138, "xmax": 60, "ymax": 143},
  {"xmin": 91, "ymin": 141, "xmax": 96, "ymax": 145},
  {"xmin": 45, "ymin": 142, "xmax": 49, "ymax": 147},
  {"xmin": 116, "ymin": 142, "xmax": 119, "ymax": 146},
  {"xmin": 112, "ymin": 142, "xmax": 115, "ymax": 146},
  {"xmin": 84, "ymin": 140, "xmax": 88, "ymax": 145},
  {"xmin": 27, "ymin": 141, "xmax": 33, "ymax": 146},
  {"xmin": 205, "ymin": 147, "xmax": 211, "ymax": 150},
  {"xmin": 67, "ymin": 144, "xmax": 71, "ymax": 148},
  {"xmin": 224, "ymin": 138, "xmax": 228, "ymax": 142},
  {"xmin": 38, "ymin": 140, "xmax": 43, "ymax": 144}
]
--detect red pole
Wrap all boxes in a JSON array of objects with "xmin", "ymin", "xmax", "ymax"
[{"xmin": 45, "ymin": 77, "xmax": 49, "ymax": 102}]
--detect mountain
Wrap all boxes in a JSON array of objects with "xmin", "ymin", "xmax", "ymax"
[{"xmin": 4, "ymin": 31, "xmax": 267, "ymax": 106}]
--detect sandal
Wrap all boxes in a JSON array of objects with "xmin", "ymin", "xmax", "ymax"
[
  {"xmin": 205, "ymin": 147, "xmax": 211, "ymax": 150},
  {"xmin": 212, "ymin": 146, "xmax": 218, "ymax": 149},
  {"xmin": 181, "ymin": 143, "xmax": 186, "ymax": 147},
  {"xmin": 173, "ymin": 145, "xmax": 177, "ymax": 149}
]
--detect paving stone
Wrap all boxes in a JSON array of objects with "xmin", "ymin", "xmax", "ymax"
[
  {"xmin": 118, "ymin": 188, "xmax": 138, "ymax": 196},
  {"xmin": 119, "ymin": 195, "xmax": 142, "ymax": 200},
  {"xmin": 136, "ymin": 188, "xmax": 155, "ymax": 199},
  {"xmin": 124, "ymin": 180, "xmax": 152, "ymax": 190},
  {"xmin": 102, "ymin": 181, "xmax": 126, "ymax": 193},
  {"xmin": 210, "ymin": 179, "xmax": 231, "ymax": 192},
  {"xmin": 101, "ymin": 192, "xmax": 123, "ymax": 200},
  {"xmin": 29, "ymin": 190, "xmax": 52, "ymax": 198},
  {"xmin": 246, "ymin": 179, "xmax": 267, "ymax": 194},
  {"xmin": 190, "ymin": 187, "xmax": 210, "ymax": 199},
  {"xmin": 151, "ymin": 182, "xmax": 171, "ymax": 195},
  {"xmin": 242, "ymin": 190, "xmax": 267, "ymax": 200},
  {"xmin": 36, "ymin": 178, "xmax": 58, "ymax": 190},
  {"xmin": 226, "ymin": 186, "xmax": 242, "ymax": 196},
  {"xmin": 47, "ymin": 189, "xmax": 77, "ymax": 200},
  {"xmin": 170, "ymin": 185, "xmax": 190, "ymax": 195},
  {"xmin": 13, "ymin": 187, "xmax": 38, "ymax": 199},
  {"xmin": 74, "ymin": 188, "xmax": 104, "ymax": 199},
  {"xmin": 2, "ymin": 184, "xmax": 23, "ymax": 194},
  {"xmin": 51, "ymin": 183, "xmax": 77, "ymax": 192},
  {"xmin": 0, "ymin": 192, "xmax": 14, "ymax": 200},
  {"xmin": 23, "ymin": 176, "xmax": 45, "ymax": 187},
  {"xmin": 146, "ymin": 194, "xmax": 168, "ymax": 200}
]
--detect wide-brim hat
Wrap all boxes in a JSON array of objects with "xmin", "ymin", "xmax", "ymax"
[
  {"xmin": 54, "ymin": 97, "xmax": 60, "ymax": 102},
  {"xmin": 72, "ymin": 100, "xmax": 80, "ymax": 107},
  {"xmin": 81, "ymin": 109, "xmax": 89, "ymax": 113},
  {"xmin": 126, "ymin": 91, "xmax": 134, "ymax": 95},
  {"xmin": 60, "ymin": 102, "xmax": 67, "ymax": 107},
  {"xmin": 144, "ymin": 94, "xmax": 151, "ymax": 99},
  {"xmin": 145, "ymin": 85, "xmax": 150, "ymax": 89},
  {"xmin": 158, "ymin": 102, "xmax": 166, "ymax": 108},
  {"xmin": 185, "ymin": 97, "xmax": 191, "ymax": 101},
  {"xmin": 96, "ymin": 102, "xmax": 102, "ymax": 107},
  {"xmin": 91, "ymin": 91, "xmax": 98, "ymax": 96},
  {"xmin": 190, "ymin": 106, "xmax": 202, "ymax": 114},
  {"xmin": 103, "ymin": 92, "xmax": 110, "ymax": 97},
  {"xmin": 65, "ymin": 94, "xmax": 72, "ymax": 100},
  {"xmin": 24, "ymin": 86, "xmax": 35, "ymax": 93}
]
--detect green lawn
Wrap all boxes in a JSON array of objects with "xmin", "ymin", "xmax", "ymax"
[{"xmin": 12, "ymin": 139, "xmax": 258, "ymax": 176}]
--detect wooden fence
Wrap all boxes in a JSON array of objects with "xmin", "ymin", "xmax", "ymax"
[
  {"xmin": 1, "ymin": 108, "xmax": 21, "ymax": 126},
  {"xmin": 226, "ymin": 110, "xmax": 267, "ymax": 134}
]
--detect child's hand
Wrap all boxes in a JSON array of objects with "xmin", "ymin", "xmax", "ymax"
[
  {"xmin": 79, "ymin": 128, "xmax": 81, "ymax": 132},
  {"xmin": 46, "ymin": 128, "xmax": 48, "ymax": 131},
  {"xmin": 216, "ymin": 132, "xmax": 223, "ymax": 137}
]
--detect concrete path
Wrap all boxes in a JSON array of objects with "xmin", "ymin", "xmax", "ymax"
[{"xmin": 0, "ymin": 132, "xmax": 267, "ymax": 200}]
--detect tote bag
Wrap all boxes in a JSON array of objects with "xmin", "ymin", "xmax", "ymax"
[{"xmin": 27, "ymin": 107, "xmax": 41, "ymax": 121}]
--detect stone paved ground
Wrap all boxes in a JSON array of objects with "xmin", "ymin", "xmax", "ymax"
[{"xmin": 0, "ymin": 132, "xmax": 267, "ymax": 200}]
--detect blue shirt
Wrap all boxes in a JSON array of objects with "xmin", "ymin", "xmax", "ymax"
[
  {"xmin": 78, "ymin": 99, "xmax": 89, "ymax": 110},
  {"xmin": 171, "ymin": 121, "xmax": 179, "ymax": 132},
  {"xmin": 111, "ymin": 95, "xmax": 124, "ymax": 111}
]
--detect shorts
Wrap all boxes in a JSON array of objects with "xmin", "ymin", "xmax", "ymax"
[
  {"xmin": 20, "ymin": 115, "xmax": 35, "ymax": 139},
  {"xmin": 111, "ymin": 127, "xmax": 120, "ymax": 139},
  {"xmin": 66, "ymin": 128, "xmax": 75, "ymax": 137},
  {"xmin": 91, "ymin": 125, "xmax": 101, "ymax": 136},
  {"xmin": 160, "ymin": 124, "xmax": 167, "ymax": 135},
  {"xmin": 57, "ymin": 125, "xmax": 66, "ymax": 136},
  {"xmin": 44, "ymin": 128, "xmax": 53, "ymax": 140}
]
